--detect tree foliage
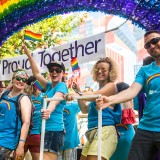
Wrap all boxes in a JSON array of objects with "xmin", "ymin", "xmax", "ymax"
[{"xmin": 0, "ymin": 12, "xmax": 88, "ymax": 59}]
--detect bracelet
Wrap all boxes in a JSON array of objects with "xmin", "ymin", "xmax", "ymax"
[
  {"xmin": 77, "ymin": 91, "xmax": 83, "ymax": 96},
  {"xmin": 19, "ymin": 139, "xmax": 26, "ymax": 143}
]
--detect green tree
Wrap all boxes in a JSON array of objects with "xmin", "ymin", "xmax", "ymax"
[{"xmin": 0, "ymin": 12, "xmax": 88, "ymax": 59}]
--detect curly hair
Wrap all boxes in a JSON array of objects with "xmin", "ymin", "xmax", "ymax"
[{"xmin": 91, "ymin": 57, "xmax": 118, "ymax": 82}]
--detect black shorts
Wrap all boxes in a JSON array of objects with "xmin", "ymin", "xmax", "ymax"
[
  {"xmin": 128, "ymin": 128, "xmax": 160, "ymax": 160},
  {"xmin": 44, "ymin": 131, "xmax": 64, "ymax": 155},
  {"xmin": 0, "ymin": 146, "xmax": 12, "ymax": 160}
]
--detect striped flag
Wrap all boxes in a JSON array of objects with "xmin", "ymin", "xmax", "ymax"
[
  {"xmin": 24, "ymin": 30, "xmax": 42, "ymax": 42},
  {"xmin": 33, "ymin": 80, "xmax": 44, "ymax": 91},
  {"xmin": 71, "ymin": 57, "xmax": 80, "ymax": 71}
]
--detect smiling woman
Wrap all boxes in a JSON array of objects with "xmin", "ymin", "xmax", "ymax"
[
  {"xmin": 66, "ymin": 57, "xmax": 121, "ymax": 160},
  {"xmin": 23, "ymin": 45, "xmax": 68, "ymax": 160},
  {"xmin": 0, "ymin": 68, "xmax": 32, "ymax": 160}
]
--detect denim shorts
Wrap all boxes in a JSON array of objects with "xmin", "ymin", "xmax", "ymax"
[
  {"xmin": 44, "ymin": 131, "xmax": 64, "ymax": 155},
  {"xmin": 0, "ymin": 146, "xmax": 12, "ymax": 160}
]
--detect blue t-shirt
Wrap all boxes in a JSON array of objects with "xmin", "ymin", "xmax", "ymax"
[
  {"xmin": 88, "ymin": 101, "xmax": 121, "ymax": 129},
  {"xmin": 61, "ymin": 102, "xmax": 80, "ymax": 150},
  {"xmin": 135, "ymin": 62, "xmax": 160, "ymax": 131},
  {"xmin": 30, "ymin": 94, "xmax": 43, "ymax": 134},
  {"xmin": 44, "ymin": 82, "xmax": 68, "ymax": 131},
  {"xmin": 133, "ymin": 96, "xmax": 139, "ymax": 110},
  {"xmin": 0, "ymin": 94, "xmax": 21, "ymax": 150}
]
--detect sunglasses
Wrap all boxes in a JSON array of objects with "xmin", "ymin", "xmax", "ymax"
[
  {"xmin": 49, "ymin": 68, "xmax": 63, "ymax": 73},
  {"xmin": 144, "ymin": 37, "xmax": 160, "ymax": 49},
  {"xmin": 15, "ymin": 76, "xmax": 28, "ymax": 83}
]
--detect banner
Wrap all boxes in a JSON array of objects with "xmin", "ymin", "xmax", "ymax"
[{"xmin": 0, "ymin": 32, "xmax": 105, "ymax": 80}]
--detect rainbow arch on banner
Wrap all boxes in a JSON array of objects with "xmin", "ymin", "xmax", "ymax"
[{"xmin": 0, "ymin": 0, "xmax": 160, "ymax": 46}]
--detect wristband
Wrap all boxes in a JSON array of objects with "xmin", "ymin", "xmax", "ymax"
[
  {"xmin": 77, "ymin": 92, "xmax": 83, "ymax": 96},
  {"xmin": 19, "ymin": 139, "xmax": 26, "ymax": 143}
]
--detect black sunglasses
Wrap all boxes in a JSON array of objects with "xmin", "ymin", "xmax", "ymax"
[
  {"xmin": 49, "ymin": 68, "xmax": 62, "ymax": 73},
  {"xmin": 144, "ymin": 37, "xmax": 160, "ymax": 49},
  {"xmin": 15, "ymin": 76, "xmax": 28, "ymax": 83}
]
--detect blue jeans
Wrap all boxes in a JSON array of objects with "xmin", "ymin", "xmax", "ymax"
[{"xmin": 44, "ymin": 131, "xmax": 64, "ymax": 155}]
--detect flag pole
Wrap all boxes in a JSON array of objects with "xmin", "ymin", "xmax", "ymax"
[{"xmin": 104, "ymin": 20, "xmax": 127, "ymax": 33}]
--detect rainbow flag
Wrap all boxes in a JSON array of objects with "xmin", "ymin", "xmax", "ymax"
[
  {"xmin": 71, "ymin": 57, "xmax": 80, "ymax": 71},
  {"xmin": 24, "ymin": 30, "xmax": 42, "ymax": 42},
  {"xmin": 33, "ymin": 80, "xmax": 44, "ymax": 91},
  {"xmin": 64, "ymin": 72, "xmax": 68, "ymax": 80}
]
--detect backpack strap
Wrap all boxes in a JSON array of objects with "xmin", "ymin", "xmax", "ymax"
[
  {"xmin": 0, "ymin": 90, "xmax": 11, "ymax": 100},
  {"xmin": 15, "ymin": 93, "xmax": 31, "ymax": 136},
  {"xmin": 16, "ymin": 93, "xmax": 35, "ymax": 135}
]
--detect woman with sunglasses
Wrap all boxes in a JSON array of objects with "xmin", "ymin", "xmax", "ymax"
[
  {"xmin": 0, "ymin": 69, "xmax": 32, "ymax": 160},
  {"xmin": 23, "ymin": 45, "xmax": 68, "ymax": 160},
  {"xmin": 66, "ymin": 57, "xmax": 121, "ymax": 160}
]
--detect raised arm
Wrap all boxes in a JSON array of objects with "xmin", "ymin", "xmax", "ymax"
[{"xmin": 22, "ymin": 45, "xmax": 48, "ymax": 90}]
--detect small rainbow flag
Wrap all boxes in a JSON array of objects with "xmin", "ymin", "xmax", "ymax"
[
  {"xmin": 24, "ymin": 30, "xmax": 42, "ymax": 42},
  {"xmin": 33, "ymin": 80, "xmax": 44, "ymax": 91},
  {"xmin": 64, "ymin": 72, "xmax": 69, "ymax": 81},
  {"xmin": 71, "ymin": 57, "xmax": 80, "ymax": 71}
]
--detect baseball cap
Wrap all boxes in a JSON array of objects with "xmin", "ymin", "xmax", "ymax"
[
  {"xmin": 27, "ymin": 76, "xmax": 36, "ymax": 85},
  {"xmin": 46, "ymin": 61, "xmax": 65, "ymax": 72}
]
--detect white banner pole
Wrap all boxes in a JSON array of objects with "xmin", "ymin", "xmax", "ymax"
[
  {"xmin": 98, "ymin": 109, "xmax": 102, "ymax": 160},
  {"xmin": 39, "ymin": 99, "xmax": 47, "ymax": 160}
]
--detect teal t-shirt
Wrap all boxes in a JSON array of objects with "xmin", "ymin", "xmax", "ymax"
[
  {"xmin": 0, "ymin": 94, "xmax": 21, "ymax": 150},
  {"xmin": 88, "ymin": 101, "xmax": 121, "ymax": 129},
  {"xmin": 45, "ymin": 82, "xmax": 68, "ymax": 131},
  {"xmin": 135, "ymin": 62, "xmax": 160, "ymax": 131},
  {"xmin": 61, "ymin": 102, "xmax": 80, "ymax": 150},
  {"xmin": 30, "ymin": 95, "xmax": 43, "ymax": 134}
]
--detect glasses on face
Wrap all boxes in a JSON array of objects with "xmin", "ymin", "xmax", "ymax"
[
  {"xmin": 49, "ymin": 68, "xmax": 63, "ymax": 73},
  {"xmin": 144, "ymin": 37, "xmax": 160, "ymax": 49},
  {"xmin": 15, "ymin": 76, "xmax": 28, "ymax": 83}
]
